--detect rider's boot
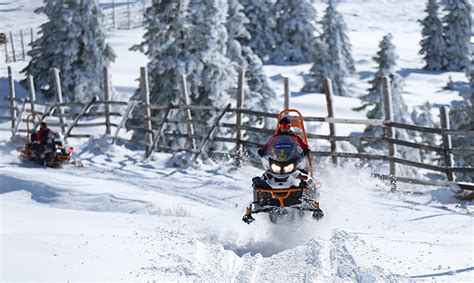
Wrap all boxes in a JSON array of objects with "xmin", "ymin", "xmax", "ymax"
[
  {"xmin": 242, "ymin": 206, "xmax": 255, "ymax": 224},
  {"xmin": 312, "ymin": 201, "xmax": 324, "ymax": 220}
]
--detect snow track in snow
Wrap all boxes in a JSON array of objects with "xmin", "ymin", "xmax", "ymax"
[{"xmin": 1, "ymin": 139, "xmax": 473, "ymax": 281}]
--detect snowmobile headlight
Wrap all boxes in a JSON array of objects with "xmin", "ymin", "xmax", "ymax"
[
  {"xmin": 56, "ymin": 149, "xmax": 62, "ymax": 154},
  {"xmin": 283, "ymin": 163, "xmax": 295, "ymax": 173},
  {"xmin": 270, "ymin": 163, "xmax": 281, "ymax": 173}
]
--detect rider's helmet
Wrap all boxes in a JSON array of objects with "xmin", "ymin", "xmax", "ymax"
[
  {"xmin": 40, "ymin": 122, "xmax": 47, "ymax": 130},
  {"xmin": 280, "ymin": 117, "xmax": 292, "ymax": 134}
]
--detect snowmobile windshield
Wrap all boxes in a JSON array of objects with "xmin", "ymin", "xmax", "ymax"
[{"xmin": 266, "ymin": 135, "xmax": 303, "ymax": 163}]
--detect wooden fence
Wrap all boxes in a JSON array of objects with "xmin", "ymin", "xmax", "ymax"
[
  {"xmin": 1, "ymin": 65, "xmax": 473, "ymax": 191},
  {"xmin": 1, "ymin": 29, "xmax": 35, "ymax": 63}
]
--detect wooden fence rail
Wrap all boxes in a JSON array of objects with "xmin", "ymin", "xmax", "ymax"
[{"xmin": 2, "ymin": 65, "xmax": 472, "ymax": 191}]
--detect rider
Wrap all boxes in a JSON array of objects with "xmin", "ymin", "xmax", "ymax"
[
  {"xmin": 258, "ymin": 117, "xmax": 310, "ymax": 161},
  {"xmin": 33, "ymin": 122, "xmax": 55, "ymax": 159}
]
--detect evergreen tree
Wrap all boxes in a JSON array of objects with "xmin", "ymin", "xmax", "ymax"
[
  {"xmin": 301, "ymin": 39, "xmax": 333, "ymax": 93},
  {"xmin": 22, "ymin": 0, "xmax": 115, "ymax": 102},
  {"xmin": 271, "ymin": 0, "xmax": 319, "ymax": 63},
  {"xmin": 186, "ymin": 0, "xmax": 236, "ymax": 116},
  {"xmin": 127, "ymin": 0, "xmax": 189, "ymax": 143},
  {"xmin": 321, "ymin": 0, "xmax": 355, "ymax": 74},
  {"xmin": 442, "ymin": 0, "xmax": 472, "ymax": 71},
  {"xmin": 130, "ymin": 0, "xmax": 189, "ymax": 107},
  {"xmin": 411, "ymin": 102, "xmax": 439, "ymax": 162},
  {"xmin": 302, "ymin": 0, "xmax": 354, "ymax": 96},
  {"xmin": 240, "ymin": 0, "xmax": 278, "ymax": 62},
  {"xmin": 128, "ymin": 0, "xmax": 236, "ymax": 149},
  {"xmin": 354, "ymin": 34, "xmax": 410, "ymax": 147},
  {"xmin": 227, "ymin": 0, "xmax": 276, "ymax": 144},
  {"xmin": 450, "ymin": 96, "xmax": 473, "ymax": 182},
  {"xmin": 419, "ymin": 0, "xmax": 446, "ymax": 71}
]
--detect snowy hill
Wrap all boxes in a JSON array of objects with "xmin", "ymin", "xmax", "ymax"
[
  {"xmin": 1, "ymin": 0, "xmax": 472, "ymax": 281},
  {"xmin": 1, "ymin": 138, "xmax": 472, "ymax": 281}
]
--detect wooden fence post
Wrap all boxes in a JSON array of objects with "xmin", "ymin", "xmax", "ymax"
[
  {"xmin": 140, "ymin": 66, "xmax": 153, "ymax": 153},
  {"xmin": 179, "ymin": 74, "xmax": 196, "ymax": 150},
  {"xmin": 27, "ymin": 75, "xmax": 36, "ymax": 113},
  {"xmin": 103, "ymin": 67, "xmax": 112, "ymax": 135},
  {"xmin": 4, "ymin": 40, "xmax": 8, "ymax": 63},
  {"xmin": 323, "ymin": 78, "xmax": 337, "ymax": 165},
  {"xmin": 382, "ymin": 76, "xmax": 396, "ymax": 190},
  {"xmin": 440, "ymin": 106, "xmax": 455, "ymax": 182},
  {"xmin": 112, "ymin": 0, "xmax": 116, "ymax": 29},
  {"xmin": 51, "ymin": 68, "xmax": 66, "ymax": 139},
  {"xmin": 7, "ymin": 66, "xmax": 17, "ymax": 137},
  {"xmin": 284, "ymin": 77, "xmax": 290, "ymax": 110},
  {"xmin": 9, "ymin": 32, "xmax": 16, "ymax": 62},
  {"xmin": 20, "ymin": 30, "xmax": 25, "ymax": 60},
  {"xmin": 236, "ymin": 68, "xmax": 245, "ymax": 162}
]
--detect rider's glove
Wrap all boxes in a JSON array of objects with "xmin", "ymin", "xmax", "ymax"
[
  {"xmin": 257, "ymin": 149, "xmax": 264, "ymax": 157},
  {"xmin": 300, "ymin": 180, "xmax": 308, "ymax": 188},
  {"xmin": 242, "ymin": 214, "xmax": 255, "ymax": 224}
]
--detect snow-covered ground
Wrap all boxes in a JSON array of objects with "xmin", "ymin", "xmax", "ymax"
[
  {"xmin": 1, "ymin": 0, "xmax": 472, "ymax": 281},
  {"xmin": 1, "ymin": 137, "xmax": 472, "ymax": 281}
]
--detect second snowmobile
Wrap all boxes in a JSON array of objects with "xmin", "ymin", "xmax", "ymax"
[{"xmin": 17, "ymin": 113, "xmax": 74, "ymax": 168}]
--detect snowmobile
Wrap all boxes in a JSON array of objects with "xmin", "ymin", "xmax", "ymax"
[
  {"xmin": 242, "ymin": 109, "xmax": 324, "ymax": 224},
  {"xmin": 17, "ymin": 113, "xmax": 74, "ymax": 168}
]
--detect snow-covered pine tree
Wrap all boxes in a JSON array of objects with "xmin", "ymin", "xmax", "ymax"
[
  {"xmin": 411, "ymin": 102, "xmax": 439, "ymax": 162},
  {"xmin": 186, "ymin": 0, "xmax": 236, "ymax": 118},
  {"xmin": 271, "ymin": 0, "xmax": 319, "ymax": 63},
  {"xmin": 450, "ymin": 97, "xmax": 473, "ymax": 182},
  {"xmin": 127, "ymin": 0, "xmax": 189, "ymax": 143},
  {"xmin": 442, "ymin": 0, "xmax": 472, "ymax": 71},
  {"xmin": 301, "ymin": 39, "xmax": 332, "ymax": 94},
  {"xmin": 321, "ymin": 0, "xmax": 355, "ymax": 74},
  {"xmin": 354, "ymin": 34, "xmax": 410, "ymax": 148},
  {"xmin": 419, "ymin": 0, "xmax": 446, "ymax": 71},
  {"xmin": 130, "ymin": 0, "xmax": 188, "ymax": 106},
  {"xmin": 227, "ymin": 0, "xmax": 276, "ymax": 144},
  {"xmin": 302, "ymin": 0, "xmax": 354, "ymax": 96},
  {"xmin": 240, "ymin": 0, "xmax": 278, "ymax": 62},
  {"xmin": 22, "ymin": 0, "xmax": 115, "ymax": 102}
]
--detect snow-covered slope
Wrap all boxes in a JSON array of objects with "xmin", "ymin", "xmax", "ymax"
[
  {"xmin": 1, "ymin": 0, "xmax": 472, "ymax": 281},
  {"xmin": 1, "ymin": 138, "xmax": 472, "ymax": 281}
]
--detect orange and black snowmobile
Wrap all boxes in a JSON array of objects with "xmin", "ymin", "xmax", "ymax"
[
  {"xmin": 243, "ymin": 109, "xmax": 324, "ymax": 224},
  {"xmin": 17, "ymin": 113, "xmax": 74, "ymax": 168}
]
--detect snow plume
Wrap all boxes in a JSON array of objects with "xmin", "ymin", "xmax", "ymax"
[
  {"xmin": 22, "ymin": 0, "xmax": 115, "ymax": 102},
  {"xmin": 203, "ymin": 164, "xmax": 386, "ymax": 256}
]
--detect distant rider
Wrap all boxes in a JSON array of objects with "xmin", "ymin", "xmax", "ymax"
[{"xmin": 33, "ymin": 122, "xmax": 55, "ymax": 159}]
